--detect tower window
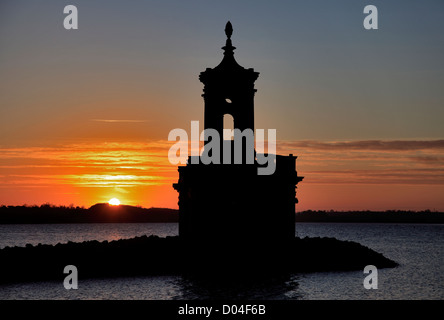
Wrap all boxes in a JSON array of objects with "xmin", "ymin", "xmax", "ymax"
[{"xmin": 223, "ymin": 114, "xmax": 234, "ymax": 140}]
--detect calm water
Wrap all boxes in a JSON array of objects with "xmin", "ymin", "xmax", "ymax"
[{"xmin": 0, "ymin": 223, "xmax": 442, "ymax": 300}]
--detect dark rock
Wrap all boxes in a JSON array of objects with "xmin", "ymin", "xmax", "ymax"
[{"xmin": 0, "ymin": 236, "xmax": 397, "ymax": 284}]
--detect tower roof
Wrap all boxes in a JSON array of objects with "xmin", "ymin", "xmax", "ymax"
[
  {"xmin": 199, "ymin": 21, "xmax": 259, "ymax": 84},
  {"xmin": 215, "ymin": 21, "xmax": 242, "ymax": 71}
]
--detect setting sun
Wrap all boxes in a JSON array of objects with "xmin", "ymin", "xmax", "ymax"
[{"xmin": 109, "ymin": 198, "xmax": 121, "ymax": 206}]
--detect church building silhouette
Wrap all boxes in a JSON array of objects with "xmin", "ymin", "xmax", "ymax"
[{"xmin": 173, "ymin": 22, "xmax": 303, "ymax": 247}]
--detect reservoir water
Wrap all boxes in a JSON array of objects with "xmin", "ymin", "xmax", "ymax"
[{"xmin": 0, "ymin": 222, "xmax": 442, "ymax": 300}]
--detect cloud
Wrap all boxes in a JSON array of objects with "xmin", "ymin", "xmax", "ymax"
[
  {"xmin": 408, "ymin": 156, "xmax": 444, "ymax": 165},
  {"xmin": 304, "ymin": 168, "xmax": 444, "ymax": 185},
  {"xmin": 0, "ymin": 141, "xmax": 177, "ymax": 190},
  {"xmin": 278, "ymin": 140, "xmax": 444, "ymax": 151},
  {"xmin": 90, "ymin": 119, "xmax": 148, "ymax": 123},
  {"xmin": 274, "ymin": 139, "xmax": 444, "ymax": 186},
  {"xmin": 114, "ymin": 187, "xmax": 129, "ymax": 194}
]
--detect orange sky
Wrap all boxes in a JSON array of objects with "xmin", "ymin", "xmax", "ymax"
[
  {"xmin": 1, "ymin": 2, "xmax": 443, "ymax": 211},
  {"xmin": 1, "ymin": 139, "xmax": 443, "ymax": 211}
]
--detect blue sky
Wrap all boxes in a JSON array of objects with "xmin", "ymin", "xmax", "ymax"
[{"xmin": 1, "ymin": 0, "xmax": 443, "ymax": 145}]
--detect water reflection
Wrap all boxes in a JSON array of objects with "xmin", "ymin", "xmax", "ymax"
[{"xmin": 173, "ymin": 273, "xmax": 302, "ymax": 300}]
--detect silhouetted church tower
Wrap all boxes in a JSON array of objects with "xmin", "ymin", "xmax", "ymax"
[
  {"xmin": 174, "ymin": 22, "xmax": 303, "ymax": 246},
  {"xmin": 200, "ymin": 21, "xmax": 258, "ymax": 158}
]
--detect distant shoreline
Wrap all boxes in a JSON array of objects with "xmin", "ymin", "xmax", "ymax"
[
  {"xmin": 0, "ymin": 203, "xmax": 443, "ymax": 224},
  {"xmin": 295, "ymin": 210, "xmax": 444, "ymax": 224}
]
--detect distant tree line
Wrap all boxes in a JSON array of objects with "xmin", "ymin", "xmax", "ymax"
[
  {"xmin": 0, "ymin": 204, "xmax": 442, "ymax": 224},
  {"xmin": 0, "ymin": 203, "xmax": 178, "ymax": 224}
]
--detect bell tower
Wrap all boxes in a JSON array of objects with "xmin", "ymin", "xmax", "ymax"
[
  {"xmin": 199, "ymin": 21, "xmax": 259, "ymax": 162},
  {"xmin": 173, "ymin": 22, "xmax": 303, "ymax": 247}
]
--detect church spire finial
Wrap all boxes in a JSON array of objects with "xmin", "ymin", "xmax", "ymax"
[
  {"xmin": 222, "ymin": 21, "xmax": 235, "ymax": 55},
  {"xmin": 225, "ymin": 21, "xmax": 233, "ymax": 39}
]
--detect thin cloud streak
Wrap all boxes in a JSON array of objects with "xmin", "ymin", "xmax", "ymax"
[
  {"xmin": 90, "ymin": 119, "xmax": 148, "ymax": 123},
  {"xmin": 278, "ymin": 140, "xmax": 444, "ymax": 151}
]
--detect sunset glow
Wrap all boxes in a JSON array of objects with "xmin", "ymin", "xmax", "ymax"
[
  {"xmin": 0, "ymin": 2, "xmax": 443, "ymax": 212},
  {"xmin": 0, "ymin": 140, "xmax": 443, "ymax": 210},
  {"xmin": 108, "ymin": 198, "xmax": 120, "ymax": 206}
]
